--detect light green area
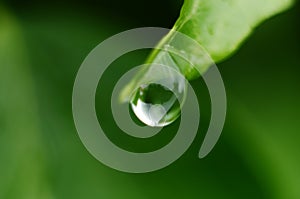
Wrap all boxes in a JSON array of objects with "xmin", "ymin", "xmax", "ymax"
[{"xmin": 0, "ymin": 8, "xmax": 51, "ymax": 199}]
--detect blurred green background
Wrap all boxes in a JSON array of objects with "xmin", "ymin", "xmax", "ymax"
[{"xmin": 1, "ymin": 0, "xmax": 300, "ymax": 199}]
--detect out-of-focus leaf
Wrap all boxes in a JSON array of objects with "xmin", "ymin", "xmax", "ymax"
[
  {"xmin": 229, "ymin": 100, "xmax": 300, "ymax": 199},
  {"xmin": 220, "ymin": 13, "xmax": 300, "ymax": 198},
  {"xmin": 0, "ymin": 6, "xmax": 51, "ymax": 199}
]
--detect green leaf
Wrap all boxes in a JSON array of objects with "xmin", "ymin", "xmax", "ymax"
[
  {"xmin": 173, "ymin": 0, "xmax": 294, "ymax": 63},
  {"xmin": 120, "ymin": 0, "xmax": 295, "ymax": 102}
]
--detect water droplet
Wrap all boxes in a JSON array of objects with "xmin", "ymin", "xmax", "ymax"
[
  {"xmin": 130, "ymin": 82, "xmax": 186, "ymax": 127},
  {"xmin": 128, "ymin": 49, "xmax": 187, "ymax": 127}
]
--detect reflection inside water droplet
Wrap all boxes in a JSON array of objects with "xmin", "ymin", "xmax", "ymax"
[{"xmin": 130, "ymin": 83, "xmax": 185, "ymax": 127}]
